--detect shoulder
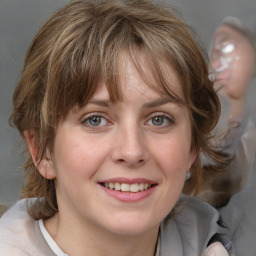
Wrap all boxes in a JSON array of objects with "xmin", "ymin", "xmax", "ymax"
[
  {"xmin": 159, "ymin": 195, "xmax": 232, "ymax": 256},
  {"xmin": 174, "ymin": 195, "xmax": 224, "ymax": 237},
  {"xmin": 0, "ymin": 199, "xmax": 54, "ymax": 256},
  {"xmin": 0, "ymin": 199, "xmax": 35, "ymax": 253},
  {"xmin": 0, "ymin": 246, "xmax": 30, "ymax": 256},
  {"xmin": 0, "ymin": 199, "xmax": 32, "ymax": 231},
  {"xmin": 0, "ymin": 199, "xmax": 31, "ymax": 235}
]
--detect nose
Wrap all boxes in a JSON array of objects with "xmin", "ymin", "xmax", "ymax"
[{"xmin": 111, "ymin": 124, "xmax": 149, "ymax": 168}]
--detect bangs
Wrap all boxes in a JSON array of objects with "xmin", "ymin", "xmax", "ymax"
[
  {"xmin": 34, "ymin": 0, "xmax": 207, "ymax": 139},
  {"xmin": 46, "ymin": 44, "xmax": 186, "ymax": 123},
  {"xmin": 42, "ymin": 17, "xmax": 189, "ymax": 128},
  {"xmin": 126, "ymin": 46, "xmax": 187, "ymax": 105}
]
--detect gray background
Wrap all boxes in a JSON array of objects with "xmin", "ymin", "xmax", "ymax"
[{"xmin": 1, "ymin": 0, "xmax": 256, "ymax": 205}]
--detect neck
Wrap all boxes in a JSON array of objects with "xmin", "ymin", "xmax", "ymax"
[{"xmin": 44, "ymin": 212, "xmax": 159, "ymax": 256}]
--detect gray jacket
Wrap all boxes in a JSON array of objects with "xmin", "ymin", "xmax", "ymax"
[{"xmin": 0, "ymin": 196, "xmax": 233, "ymax": 256}]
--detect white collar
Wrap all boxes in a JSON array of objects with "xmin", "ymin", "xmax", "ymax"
[{"xmin": 39, "ymin": 219, "xmax": 68, "ymax": 256}]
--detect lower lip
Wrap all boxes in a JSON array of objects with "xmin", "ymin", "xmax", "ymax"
[{"xmin": 100, "ymin": 185, "xmax": 157, "ymax": 202}]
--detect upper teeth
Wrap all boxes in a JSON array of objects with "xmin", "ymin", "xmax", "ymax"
[{"xmin": 104, "ymin": 183, "xmax": 151, "ymax": 193}]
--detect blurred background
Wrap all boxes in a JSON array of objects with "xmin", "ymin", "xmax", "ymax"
[{"xmin": 1, "ymin": 0, "xmax": 256, "ymax": 205}]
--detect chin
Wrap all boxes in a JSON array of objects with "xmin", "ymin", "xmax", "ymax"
[{"xmin": 105, "ymin": 214, "xmax": 160, "ymax": 236}]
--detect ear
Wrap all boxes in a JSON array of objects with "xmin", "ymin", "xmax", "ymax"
[
  {"xmin": 188, "ymin": 148, "xmax": 198, "ymax": 170},
  {"xmin": 24, "ymin": 130, "xmax": 56, "ymax": 180}
]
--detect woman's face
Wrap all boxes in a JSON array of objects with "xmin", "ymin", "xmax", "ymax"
[{"xmin": 47, "ymin": 53, "xmax": 196, "ymax": 237}]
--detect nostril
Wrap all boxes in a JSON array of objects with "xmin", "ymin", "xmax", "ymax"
[{"xmin": 115, "ymin": 157, "xmax": 145, "ymax": 167}]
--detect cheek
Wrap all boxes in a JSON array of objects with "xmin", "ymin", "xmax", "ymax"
[
  {"xmin": 151, "ymin": 135, "xmax": 192, "ymax": 176},
  {"xmin": 150, "ymin": 137, "xmax": 192, "ymax": 215},
  {"xmin": 53, "ymin": 132, "xmax": 108, "ymax": 181}
]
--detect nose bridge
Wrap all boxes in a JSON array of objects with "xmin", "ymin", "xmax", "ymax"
[{"xmin": 112, "ymin": 120, "xmax": 148, "ymax": 167}]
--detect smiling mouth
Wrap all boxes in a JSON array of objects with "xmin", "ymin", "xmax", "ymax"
[{"xmin": 100, "ymin": 182, "xmax": 155, "ymax": 193}]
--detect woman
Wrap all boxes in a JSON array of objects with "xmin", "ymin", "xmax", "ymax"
[{"xmin": 0, "ymin": 0, "xmax": 233, "ymax": 255}]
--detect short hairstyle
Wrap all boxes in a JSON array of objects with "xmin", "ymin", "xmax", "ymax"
[{"xmin": 9, "ymin": 0, "xmax": 221, "ymax": 219}]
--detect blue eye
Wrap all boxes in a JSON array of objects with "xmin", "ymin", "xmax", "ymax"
[
  {"xmin": 83, "ymin": 115, "xmax": 107, "ymax": 127},
  {"xmin": 151, "ymin": 116, "xmax": 165, "ymax": 126},
  {"xmin": 147, "ymin": 115, "xmax": 173, "ymax": 127}
]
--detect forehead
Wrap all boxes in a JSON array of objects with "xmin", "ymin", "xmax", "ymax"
[{"xmin": 101, "ymin": 51, "xmax": 185, "ymax": 103}]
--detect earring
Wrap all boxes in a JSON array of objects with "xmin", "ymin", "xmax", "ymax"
[{"xmin": 185, "ymin": 170, "xmax": 191, "ymax": 181}]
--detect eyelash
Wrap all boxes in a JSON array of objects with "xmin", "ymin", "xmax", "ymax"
[
  {"xmin": 146, "ymin": 113, "xmax": 174, "ymax": 128},
  {"xmin": 81, "ymin": 112, "xmax": 174, "ymax": 129},
  {"xmin": 81, "ymin": 113, "xmax": 110, "ymax": 128}
]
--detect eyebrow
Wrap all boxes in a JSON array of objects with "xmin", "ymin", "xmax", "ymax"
[
  {"xmin": 87, "ymin": 99, "xmax": 112, "ymax": 107},
  {"xmin": 87, "ymin": 98, "xmax": 176, "ymax": 108},
  {"xmin": 142, "ymin": 98, "xmax": 177, "ymax": 108}
]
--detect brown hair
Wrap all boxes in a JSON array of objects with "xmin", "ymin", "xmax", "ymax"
[{"xmin": 9, "ymin": 0, "xmax": 221, "ymax": 219}]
